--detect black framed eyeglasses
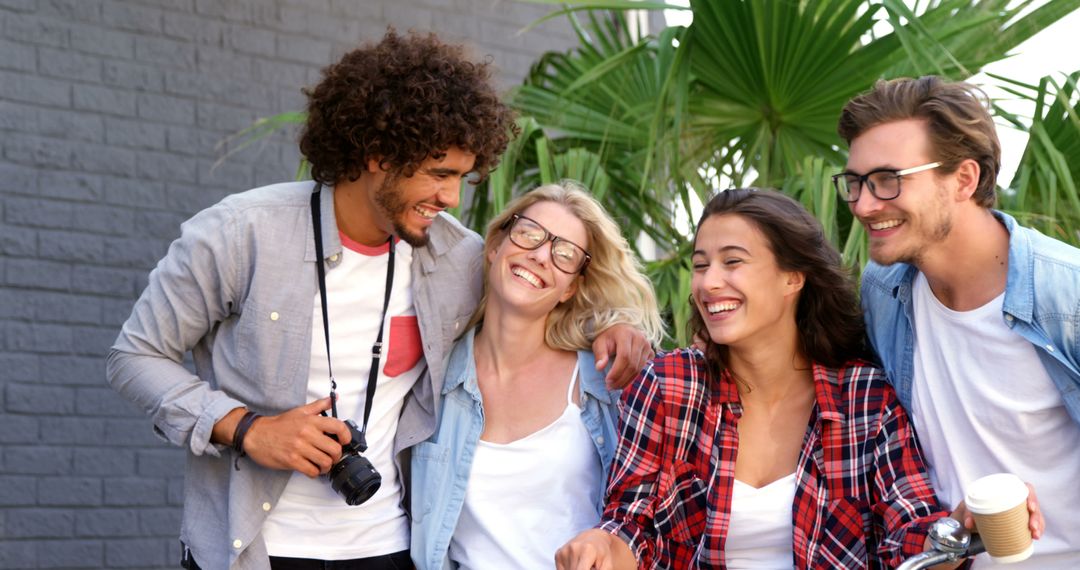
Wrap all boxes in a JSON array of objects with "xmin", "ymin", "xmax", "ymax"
[
  {"xmin": 500, "ymin": 213, "xmax": 591, "ymax": 274},
  {"xmin": 832, "ymin": 161, "xmax": 942, "ymax": 203}
]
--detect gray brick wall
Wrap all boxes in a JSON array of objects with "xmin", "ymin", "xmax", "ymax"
[{"xmin": 0, "ymin": 1, "xmax": 579, "ymax": 567}]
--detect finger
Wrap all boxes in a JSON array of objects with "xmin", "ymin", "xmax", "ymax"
[
  {"xmin": 309, "ymin": 430, "xmax": 345, "ymax": 464},
  {"xmin": 314, "ymin": 416, "xmax": 352, "ymax": 445},
  {"xmin": 592, "ymin": 336, "xmax": 614, "ymax": 370},
  {"xmin": 290, "ymin": 449, "xmax": 323, "ymax": 478},
  {"xmin": 1026, "ymin": 484, "xmax": 1044, "ymax": 538},
  {"xmin": 299, "ymin": 397, "xmax": 335, "ymax": 415}
]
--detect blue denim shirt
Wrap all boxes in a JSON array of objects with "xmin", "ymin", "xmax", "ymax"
[
  {"xmin": 410, "ymin": 328, "xmax": 620, "ymax": 570},
  {"xmin": 860, "ymin": 210, "xmax": 1080, "ymax": 426}
]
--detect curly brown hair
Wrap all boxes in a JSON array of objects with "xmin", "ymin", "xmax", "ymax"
[
  {"xmin": 299, "ymin": 29, "xmax": 519, "ymax": 185},
  {"xmin": 688, "ymin": 189, "xmax": 875, "ymax": 383}
]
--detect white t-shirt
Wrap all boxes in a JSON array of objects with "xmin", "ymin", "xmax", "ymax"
[
  {"xmin": 725, "ymin": 474, "xmax": 797, "ymax": 569},
  {"xmin": 262, "ymin": 235, "xmax": 423, "ymax": 559},
  {"xmin": 910, "ymin": 273, "xmax": 1080, "ymax": 568},
  {"xmin": 448, "ymin": 365, "xmax": 604, "ymax": 569}
]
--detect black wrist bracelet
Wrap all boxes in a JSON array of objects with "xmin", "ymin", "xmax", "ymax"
[{"xmin": 231, "ymin": 410, "xmax": 261, "ymax": 470}]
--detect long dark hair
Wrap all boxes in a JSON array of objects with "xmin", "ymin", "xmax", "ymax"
[{"xmin": 687, "ymin": 189, "xmax": 873, "ymax": 382}]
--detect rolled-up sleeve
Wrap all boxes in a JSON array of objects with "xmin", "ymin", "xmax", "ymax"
[
  {"xmin": 871, "ymin": 389, "xmax": 948, "ymax": 566},
  {"xmin": 598, "ymin": 364, "xmax": 666, "ymax": 565},
  {"xmin": 106, "ymin": 202, "xmax": 246, "ymax": 457}
]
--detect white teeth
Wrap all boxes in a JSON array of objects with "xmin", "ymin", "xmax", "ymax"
[
  {"xmin": 414, "ymin": 205, "xmax": 437, "ymax": 219},
  {"xmin": 705, "ymin": 301, "xmax": 739, "ymax": 314},
  {"xmin": 511, "ymin": 267, "xmax": 543, "ymax": 288},
  {"xmin": 869, "ymin": 219, "xmax": 901, "ymax": 230}
]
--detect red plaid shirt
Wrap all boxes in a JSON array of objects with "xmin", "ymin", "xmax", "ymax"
[{"xmin": 598, "ymin": 349, "xmax": 947, "ymax": 569}]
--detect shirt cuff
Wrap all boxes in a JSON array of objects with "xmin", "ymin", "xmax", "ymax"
[{"xmin": 190, "ymin": 397, "xmax": 246, "ymax": 457}]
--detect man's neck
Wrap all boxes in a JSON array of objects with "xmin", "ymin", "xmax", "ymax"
[
  {"xmin": 332, "ymin": 176, "xmax": 392, "ymax": 247},
  {"xmin": 917, "ymin": 207, "xmax": 1010, "ymax": 311}
]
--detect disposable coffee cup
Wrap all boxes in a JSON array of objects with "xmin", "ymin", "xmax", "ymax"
[{"xmin": 964, "ymin": 473, "xmax": 1034, "ymax": 563}]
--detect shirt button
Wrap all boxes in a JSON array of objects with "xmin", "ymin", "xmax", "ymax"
[
  {"xmin": 1047, "ymin": 345, "xmax": 1055, "ymax": 352},
  {"xmin": 1005, "ymin": 314, "xmax": 1014, "ymax": 322},
  {"xmin": 330, "ymin": 254, "xmax": 339, "ymax": 262},
  {"xmin": 454, "ymin": 321, "xmax": 460, "ymax": 331},
  {"xmin": 596, "ymin": 436, "xmax": 605, "ymax": 445},
  {"xmin": 233, "ymin": 539, "xmax": 242, "ymax": 548},
  {"xmin": 269, "ymin": 311, "xmax": 279, "ymax": 321},
  {"xmin": 262, "ymin": 502, "xmax": 271, "ymax": 511}
]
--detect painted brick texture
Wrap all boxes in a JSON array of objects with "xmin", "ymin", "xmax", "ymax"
[{"xmin": 0, "ymin": 0, "xmax": 578, "ymax": 567}]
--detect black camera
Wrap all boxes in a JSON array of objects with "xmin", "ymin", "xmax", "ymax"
[{"xmin": 328, "ymin": 419, "xmax": 382, "ymax": 506}]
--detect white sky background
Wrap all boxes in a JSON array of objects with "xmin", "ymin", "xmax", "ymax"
[{"xmin": 662, "ymin": 0, "xmax": 1080, "ymax": 186}]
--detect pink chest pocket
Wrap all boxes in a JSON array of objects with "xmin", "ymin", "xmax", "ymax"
[{"xmin": 384, "ymin": 315, "xmax": 423, "ymax": 377}]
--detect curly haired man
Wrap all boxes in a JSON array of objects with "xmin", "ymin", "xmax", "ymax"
[{"xmin": 106, "ymin": 30, "xmax": 650, "ymax": 570}]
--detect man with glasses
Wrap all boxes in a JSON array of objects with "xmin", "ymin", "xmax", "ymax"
[
  {"xmin": 106, "ymin": 30, "xmax": 650, "ymax": 570},
  {"xmin": 836, "ymin": 76, "xmax": 1080, "ymax": 567}
]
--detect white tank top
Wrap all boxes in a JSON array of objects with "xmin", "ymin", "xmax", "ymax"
[
  {"xmin": 724, "ymin": 473, "xmax": 797, "ymax": 569},
  {"xmin": 448, "ymin": 364, "xmax": 603, "ymax": 569}
]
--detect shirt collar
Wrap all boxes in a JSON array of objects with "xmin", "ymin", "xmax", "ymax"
[
  {"xmin": 716, "ymin": 361, "xmax": 844, "ymax": 422},
  {"xmin": 304, "ymin": 182, "xmax": 344, "ymax": 263},
  {"xmin": 994, "ymin": 210, "xmax": 1034, "ymax": 323}
]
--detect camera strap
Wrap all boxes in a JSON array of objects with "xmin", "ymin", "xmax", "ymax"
[{"xmin": 311, "ymin": 183, "xmax": 395, "ymax": 451}]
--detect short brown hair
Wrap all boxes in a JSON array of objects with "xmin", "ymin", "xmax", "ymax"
[
  {"xmin": 837, "ymin": 76, "xmax": 1001, "ymax": 207},
  {"xmin": 299, "ymin": 29, "xmax": 518, "ymax": 186}
]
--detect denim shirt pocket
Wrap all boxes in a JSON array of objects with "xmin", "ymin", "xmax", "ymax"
[{"xmin": 411, "ymin": 440, "xmax": 451, "ymax": 521}]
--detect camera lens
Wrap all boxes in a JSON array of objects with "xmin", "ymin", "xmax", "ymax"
[{"xmin": 329, "ymin": 454, "xmax": 382, "ymax": 506}]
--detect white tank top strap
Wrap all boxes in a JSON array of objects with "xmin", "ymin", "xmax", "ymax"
[{"xmin": 566, "ymin": 362, "xmax": 580, "ymax": 405}]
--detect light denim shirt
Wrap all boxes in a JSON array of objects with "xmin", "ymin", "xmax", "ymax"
[
  {"xmin": 106, "ymin": 181, "xmax": 483, "ymax": 570},
  {"xmin": 410, "ymin": 328, "xmax": 620, "ymax": 570},
  {"xmin": 861, "ymin": 210, "xmax": 1080, "ymax": 426}
]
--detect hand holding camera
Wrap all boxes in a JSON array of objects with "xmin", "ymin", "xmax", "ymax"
[{"xmin": 234, "ymin": 397, "xmax": 353, "ymax": 478}]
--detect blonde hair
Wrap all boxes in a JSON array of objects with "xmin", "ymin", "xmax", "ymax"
[{"xmin": 467, "ymin": 181, "xmax": 665, "ymax": 350}]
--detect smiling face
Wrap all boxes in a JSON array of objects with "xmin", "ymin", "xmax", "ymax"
[
  {"xmin": 368, "ymin": 147, "xmax": 476, "ymax": 247},
  {"xmin": 691, "ymin": 214, "xmax": 802, "ymax": 350},
  {"xmin": 486, "ymin": 200, "xmax": 587, "ymax": 319},
  {"xmin": 846, "ymin": 119, "xmax": 955, "ymax": 266}
]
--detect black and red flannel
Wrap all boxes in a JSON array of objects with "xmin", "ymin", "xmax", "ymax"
[{"xmin": 598, "ymin": 348, "xmax": 947, "ymax": 569}]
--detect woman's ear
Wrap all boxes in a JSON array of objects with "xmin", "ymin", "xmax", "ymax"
[
  {"xmin": 786, "ymin": 271, "xmax": 806, "ymax": 295},
  {"xmin": 559, "ymin": 278, "xmax": 580, "ymax": 304}
]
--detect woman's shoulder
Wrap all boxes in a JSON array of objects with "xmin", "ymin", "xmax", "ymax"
[
  {"xmin": 628, "ymin": 347, "xmax": 712, "ymax": 400},
  {"xmin": 826, "ymin": 359, "xmax": 901, "ymax": 411},
  {"xmin": 648, "ymin": 347, "xmax": 708, "ymax": 377}
]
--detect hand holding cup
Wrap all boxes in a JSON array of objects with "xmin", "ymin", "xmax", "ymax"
[{"xmin": 964, "ymin": 473, "xmax": 1036, "ymax": 564}]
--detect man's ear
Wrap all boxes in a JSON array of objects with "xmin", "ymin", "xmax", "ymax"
[
  {"xmin": 953, "ymin": 158, "xmax": 980, "ymax": 202},
  {"xmin": 366, "ymin": 157, "xmax": 386, "ymax": 174}
]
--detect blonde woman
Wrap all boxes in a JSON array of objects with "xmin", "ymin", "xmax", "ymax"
[{"xmin": 410, "ymin": 182, "xmax": 665, "ymax": 569}]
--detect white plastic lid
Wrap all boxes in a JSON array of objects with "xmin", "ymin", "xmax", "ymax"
[{"xmin": 965, "ymin": 473, "xmax": 1029, "ymax": 514}]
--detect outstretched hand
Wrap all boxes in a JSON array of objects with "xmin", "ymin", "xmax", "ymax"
[
  {"xmin": 217, "ymin": 398, "xmax": 352, "ymax": 478},
  {"xmin": 592, "ymin": 323, "xmax": 653, "ymax": 390}
]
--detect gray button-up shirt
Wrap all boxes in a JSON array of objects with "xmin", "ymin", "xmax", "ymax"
[{"xmin": 106, "ymin": 181, "xmax": 483, "ymax": 570}]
